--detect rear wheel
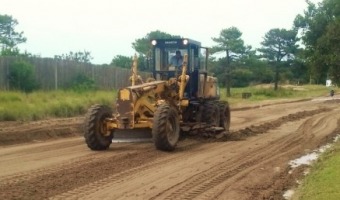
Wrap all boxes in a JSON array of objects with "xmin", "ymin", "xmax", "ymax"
[
  {"xmin": 84, "ymin": 104, "xmax": 114, "ymax": 150},
  {"xmin": 152, "ymin": 104, "xmax": 180, "ymax": 151},
  {"xmin": 203, "ymin": 101, "xmax": 220, "ymax": 126},
  {"xmin": 219, "ymin": 101, "xmax": 231, "ymax": 132}
]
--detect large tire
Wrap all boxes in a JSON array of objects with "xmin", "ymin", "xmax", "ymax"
[
  {"xmin": 219, "ymin": 101, "xmax": 231, "ymax": 132},
  {"xmin": 152, "ymin": 104, "xmax": 180, "ymax": 151},
  {"xmin": 84, "ymin": 104, "xmax": 114, "ymax": 150},
  {"xmin": 203, "ymin": 101, "xmax": 220, "ymax": 126}
]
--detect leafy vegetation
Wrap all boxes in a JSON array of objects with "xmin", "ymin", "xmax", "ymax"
[
  {"xmin": 258, "ymin": 28, "xmax": 299, "ymax": 90},
  {"xmin": 219, "ymin": 84, "xmax": 331, "ymax": 105},
  {"xmin": 294, "ymin": 0, "xmax": 340, "ymax": 85},
  {"xmin": 0, "ymin": 85, "xmax": 331, "ymax": 122},
  {"xmin": 0, "ymin": 14, "xmax": 26, "ymax": 54},
  {"xmin": 111, "ymin": 30, "xmax": 181, "ymax": 72},
  {"xmin": 8, "ymin": 60, "xmax": 39, "ymax": 92},
  {"xmin": 111, "ymin": 55, "xmax": 132, "ymax": 68},
  {"xmin": 293, "ymin": 141, "xmax": 340, "ymax": 200},
  {"xmin": 0, "ymin": 90, "xmax": 115, "ymax": 121},
  {"xmin": 54, "ymin": 50, "xmax": 93, "ymax": 64},
  {"xmin": 132, "ymin": 30, "xmax": 180, "ymax": 56},
  {"xmin": 211, "ymin": 27, "xmax": 249, "ymax": 96},
  {"xmin": 69, "ymin": 74, "xmax": 96, "ymax": 92}
]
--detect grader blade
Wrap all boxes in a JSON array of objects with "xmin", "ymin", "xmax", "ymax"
[{"xmin": 112, "ymin": 129, "xmax": 152, "ymax": 143}]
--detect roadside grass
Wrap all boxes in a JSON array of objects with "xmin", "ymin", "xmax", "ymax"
[
  {"xmin": 220, "ymin": 84, "xmax": 332, "ymax": 104},
  {"xmin": 292, "ymin": 140, "xmax": 340, "ymax": 200},
  {"xmin": 0, "ymin": 90, "xmax": 116, "ymax": 121},
  {"xmin": 0, "ymin": 84, "xmax": 333, "ymax": 121}
]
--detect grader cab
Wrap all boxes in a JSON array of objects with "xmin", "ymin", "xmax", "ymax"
[{"xmin": 84, "ymin": 38, "xmax": 230, "ymax": 151}]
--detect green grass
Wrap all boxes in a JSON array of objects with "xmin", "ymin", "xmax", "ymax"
[
  {"xmin": 0, "ymin": 90, "xmax": 116, "ymax": 121},
  {"xmin": 293, "ymin": 141, "xmax": 340, "ymax": 200},
  {"xmin": 219, "ymin": 84, "xmax": 332, "ymax": 105},
  {"xmin": 0, "ymin": 84, "xmax": 333, "ymax": 121}
]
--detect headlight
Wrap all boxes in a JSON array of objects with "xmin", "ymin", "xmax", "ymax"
[
  {"xmin": 151, "ymin": 40, "xmax": 157, "ymax": 45},
  {"xmin": 183, "ymin": 39, "xmax": 188, "ymax": 45}
]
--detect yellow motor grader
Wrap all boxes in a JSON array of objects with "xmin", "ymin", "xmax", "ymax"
[{"xmin": 84, "ymin": 38, "xmax": 230, "ymax": 151}]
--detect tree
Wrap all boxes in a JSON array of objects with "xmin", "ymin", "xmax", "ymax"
[
  {"xmin": 211, "ymin": 27, "xmax": 246, "ymax": 96},
  {"xmin": 54, "ymin": 50, "xmax": 93, "ymax": 64},
  {"xmin": 290, "ymin": 49, "xmax": 310, "ymax": 84},
  {"xmin": 132, "ymin": 30, "xmax": 180, "ymax": 56},
  {"xmin": 294, "ymin": 0, "xmax": 340, "ymax": 85},
  {"xmin": 8, "ymin": 60, "xmax": 39, "ymax": 92},
  {"xmin": 324, "ymin": 19, "xmax": 340, "ymax": 85},
  {"xmin": 0, "ymin": 14, "xmax": 26, "ymax": 54},
  {"xmin": 111, "ymin": 55, "xmax": 132, "ymax": 68},
  {"xmin": 258, "ymin": 28, "xmax": 299, "ymax": 90},
  {"xmin": 131, "ymin": 30, "xmax": 180, "ymax": 72}
]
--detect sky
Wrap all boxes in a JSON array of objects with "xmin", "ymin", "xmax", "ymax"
[{"xmin": 1, "ymin": 0, "xmax": 322, "ymax": 64}]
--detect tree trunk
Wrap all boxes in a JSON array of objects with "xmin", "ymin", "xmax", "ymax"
[
  {"xmin": 274, "ymin": 63, "xmax": 279, "ymax": 90},
  {"xmin": 226, "ymin": 72, "xmax": 231, "ymax": 97},
  {"xmin": 226, "ymin": 50, "xmax": 231, "ymax": 97}
]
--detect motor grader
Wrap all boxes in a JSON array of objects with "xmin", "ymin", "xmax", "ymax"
[{"xmin": 84, "ymin": 38, "xmax": 230, "ymax": 151}]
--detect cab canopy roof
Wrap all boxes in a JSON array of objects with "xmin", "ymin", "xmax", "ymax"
[{"xmin": 151, "ymin": 38, "xmax": 201, "ymax": 48}]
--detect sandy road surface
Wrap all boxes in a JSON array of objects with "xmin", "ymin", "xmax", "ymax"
[{"xmin": 0, "ymin": 97, "xmax": 339, "ymax": 200}]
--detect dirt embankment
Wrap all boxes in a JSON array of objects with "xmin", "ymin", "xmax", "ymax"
[
  {"xmin": 0, "ymin": 117, "xmax": 83, "ymax": 146},
  {"xmin": 0, "ymin": 97, "xmax": 339, "ymax": 200}
]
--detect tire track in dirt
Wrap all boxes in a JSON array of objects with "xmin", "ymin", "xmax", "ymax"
[
  {"xmin": 0, "ymin": 149, "xmax": 114, "ymax": 187},
  {"xmin": 49, "ymin": 107, "xmax": 330, "ymax": 200},
  {"xmin": 0, "ymin": 140, "xmax": 204, "ymax": 200},
  {"xmin": 152, "ymin": 125, "xmax": 308, "ymax": 199},
  {"xmin": 0, "ymin": 101, "xmax": 336, "ymax": 200},
  {"xmin": 228, "ymin": 108, "xmax": 331, "ymax": 140},
  {"xmin": 232, "ymin": 110, "xmax": 340, "ymax": 200},
  {"xmin": 154, "ymin": 108, "xmax": 340, "ymax": 200},
  {"xmin": 231, "ymin": 98, "xmax": 311, "ymax": 111},
  {"xmin": 0, "ymin": 139, "xmax": 82, "ymax": 156},
  {"xmin": 48, "ymin": 141, "xmax": 207, "ymax": 200}
]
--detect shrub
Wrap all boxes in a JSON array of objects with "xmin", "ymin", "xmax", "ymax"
[
  {"xmin": 70, "ymin": 74, "xmax": 96, "ymax": 92},
  {"xmin": 8, "ymin": 60, "xmax": 39, "ymax": 92}
]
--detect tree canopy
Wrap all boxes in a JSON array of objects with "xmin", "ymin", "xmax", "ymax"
[
  {"xmin": 54, "ymin": 50, "xmax": 93, "ymax": 64},
  {"xmin": 258, "ymin": 28, "xmax": 299, "ymax": 62},
  {"xmin": 0, "ymin": 14, "xmax": 26, "ymax": 55},
  {"xmin": 258, "ymin": 28, "xmax": 299, "ymax": 90},
  {"xmin": 132, "ymin": 30, "xmax": 180, "ymax": 56},
  {"xmin": 111, "ymin": 55, "xmax": 132, "ymax": 68},
  {"xmin": 211, "ymin": 27, "xmax": 246, "ymax": 56},
  {"xmin": 211, "ymin": 27, "xmax": 247, "ymax": 96},
  {"xmin": 294, "ymin": 0, "xmax": 340, "ymax": 85}
]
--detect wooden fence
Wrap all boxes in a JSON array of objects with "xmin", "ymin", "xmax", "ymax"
[{"xmin": 0, "ymin": 57, "xmax": 152, "ymax": 90}]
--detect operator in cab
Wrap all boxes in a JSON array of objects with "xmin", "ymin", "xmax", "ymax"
[{"xmin": 169, "ymin": 50, "xmax": 183, "ymax": 68}]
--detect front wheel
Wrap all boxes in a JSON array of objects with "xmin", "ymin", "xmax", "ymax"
[
  {"xmin": 203, "ymin": 102, "xmax": 220, "ymax": 126},
  {"xmin": 152, "ymin": 104, "xmax": 180, "ymax": 151},
  {"xmin": 84, "ymin": 104, "xmax": 114, "ymax": 150}
]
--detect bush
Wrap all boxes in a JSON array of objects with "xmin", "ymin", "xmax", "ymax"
[
  {"xmin": 232, "ymin": 68, "xmax": 253, "ymax": 87},
  {"xmin": 70, "ymin": 74, "xmax": 96, "ymax": 92},
  {"xmin": 253, "ymin": 87, "xmax": 294, "ymax": 98},
  {"xmin": 8, "ymin": 60, "xmax": 39, "ymax": 92}
]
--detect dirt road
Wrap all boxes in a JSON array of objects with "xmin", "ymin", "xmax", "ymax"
[{"xmin": 0, "ymin": 97, "xmax": 339, "ymax": 200}]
